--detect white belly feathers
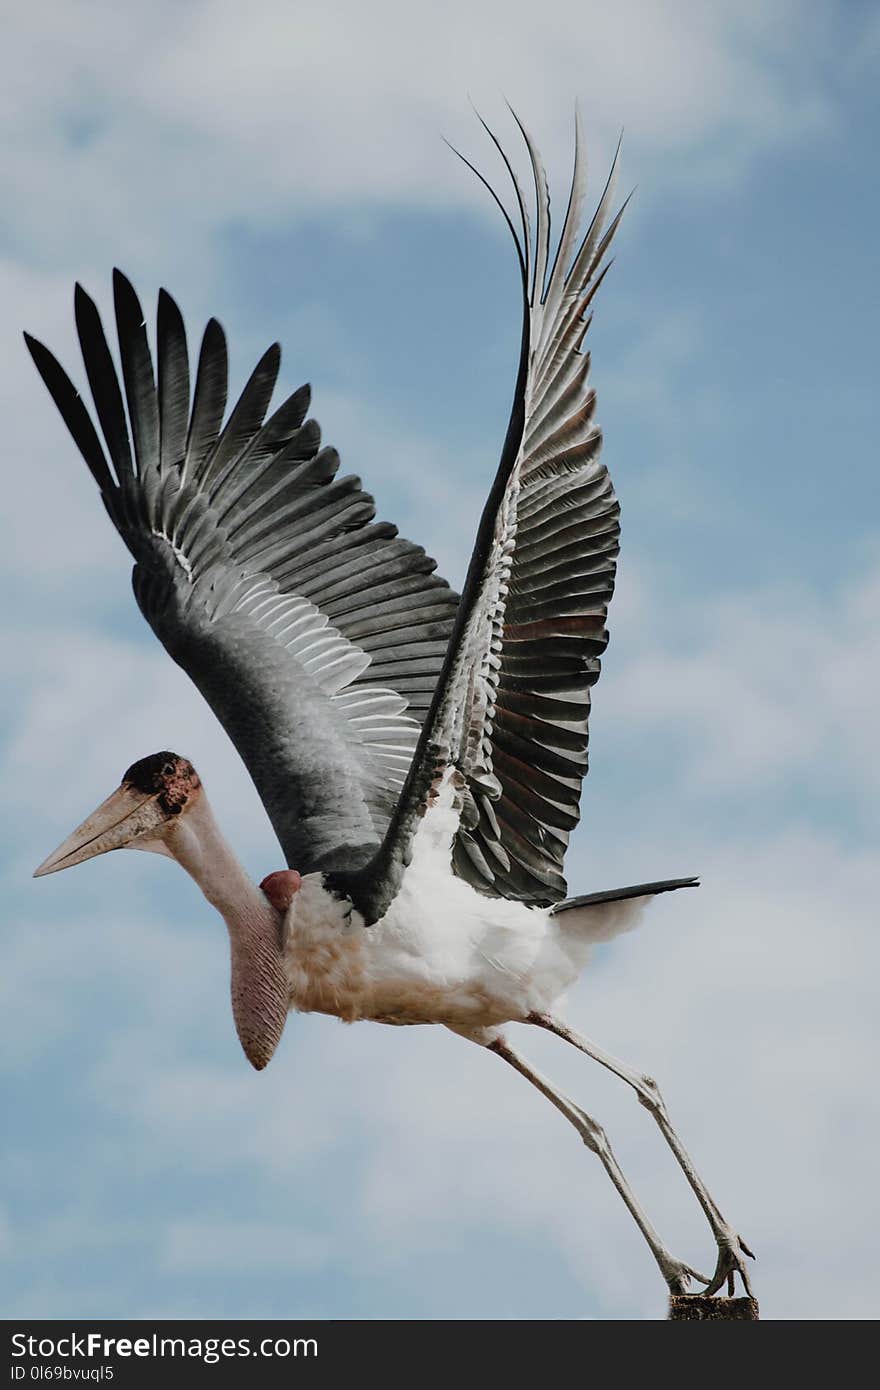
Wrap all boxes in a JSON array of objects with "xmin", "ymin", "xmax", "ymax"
[{"xmin": 280, "ymin": 779, "xmax": 592, "ymax": 1032}]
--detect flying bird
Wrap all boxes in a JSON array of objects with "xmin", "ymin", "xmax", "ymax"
[{"xmin": 27, "ymin": 114, "xmax": 752, "ymax": 1300}]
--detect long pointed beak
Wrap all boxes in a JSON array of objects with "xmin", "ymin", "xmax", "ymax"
[{"xmin": 34, "ymin": 786, "xmax": 161, "ymax": 877}]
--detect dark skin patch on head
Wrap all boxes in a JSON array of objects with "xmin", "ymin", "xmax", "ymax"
[{"xmin": 122, "ymin": 751, "xmax": 201, "ymax": 815}]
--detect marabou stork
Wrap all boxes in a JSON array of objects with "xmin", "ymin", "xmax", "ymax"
[{"xmin": 27, "ymin": 114, "xmax": 752, "ymax": 1299}]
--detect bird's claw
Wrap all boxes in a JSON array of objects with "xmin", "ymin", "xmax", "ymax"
[
  {"xmin": 661, "ymin": 1258, "xmax": 713, "ymax": 1296},
  {"xmin": 702, "ymin": 1228, "xmax": 756, "ymax": 1297}
]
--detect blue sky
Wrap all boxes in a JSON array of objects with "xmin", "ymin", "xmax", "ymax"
[{"xmin": 2, "ymin": 1, "xmax": 878, "ymax": 1320}]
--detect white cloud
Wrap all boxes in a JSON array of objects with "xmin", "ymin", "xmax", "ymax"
[
  {"xmin": 602, "ymin": 555, "xmax": 880, "ymax": 814},
  {"xmin": 162, "ymin": 1220, "xmax": 331, "ymax": 1274},
  {"xmin": 3, "ymin": 2, "xmax": 839, "ymax": 276}
]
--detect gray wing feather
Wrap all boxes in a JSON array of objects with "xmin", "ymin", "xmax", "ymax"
[{"xmin": 26, "ymin": 274, "xmax": 458, "ymax": 874}]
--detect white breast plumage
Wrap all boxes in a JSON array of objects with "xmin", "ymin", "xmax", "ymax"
[{"xmin": 282, "ymin": 779, "xmax": 593, "ymax": 1034}]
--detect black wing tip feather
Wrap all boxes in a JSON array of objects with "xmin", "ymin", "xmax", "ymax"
[
  {"xmin": 444, "ymin": 135, "xmax": 528, "ymax": 288},
  {"xmin": 73, "ymin": 279, "xmax": 99, "ymax": 319},
  {"xmin": 112, "ymin": 269, "xmax": 150, "ymax": 331},
  {"xmin": 23, "ymin": 329, "xmax": 70, "ymax": 397},
  {"xmin": 198, "ymin": 316, "xmax": 230, "ymax": 369},
  {"xmin": 23, "ymin": 330, "xmax": 53, "ymax": 375},
  {"xmin": 111, "ymin": 271, "xmax": 151, "ymax": 351},
  {"xmin": 38, "ymin": 277, "xmax": 304, "ymax": 511},
  {"xmin": 112, "ymin": 265, "xmax": 136, "ymax": 298},
  {"xmin": 24, "ymin": 326, "xmax": 120, "ymax": 498},
  {"xmin": 156, "ymin": 286, "xmax": 189, "ymax": 335},
  {"xmin": 248, "ymin": 338, "xmax": 282, "ymax": 383},
  {"xmin": 77, "ymin": 272, "xmax": 147, "ymax": 314},
  {"xmin": 73, "ymin": 282, "xmax": 97, "ymax": 335},
  {"xmin": 155, "ymin": 286, "xmax": 189, "ymax": 347}
]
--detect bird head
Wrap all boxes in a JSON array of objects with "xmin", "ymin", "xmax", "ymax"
[
  {"xmin": 33, "ymin": 751, "xmax": 203, "ymax": 877},
  {"xmin": 34, "ymin": 751, "xmax": 293, "ymax": 1071}
]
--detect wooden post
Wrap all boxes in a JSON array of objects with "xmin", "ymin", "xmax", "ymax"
[{"xmin": 668, "ymin": 1295, "xmax": 760, "ymax": 1320}]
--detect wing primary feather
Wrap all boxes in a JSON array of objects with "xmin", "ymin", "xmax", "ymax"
[
  {"xmin": 507, "ymin": 104, "xmax": 550, "ymax": 306},
  {"xmin": 541, "ymin": 107, "xmax": 586, "ymax": 315},
  {"xmin": 197, "ymin": 342, "xmax": 280, "ymax": 491},
  {"xmin": 74, "ymin": 282, "xmax": 134, "ymax": 484},
  {"xmin": 23, "ymin": 334, "xmax": 117, "ymax": 498},
  {"xmin": 470, "ymin": 102, "xmax": 532, "ymax": 277},
  {"xmin": 183, "ymin": 318, "xmax": 228, "ymax": 483},
  {"xmin": 443, "ymin": 138, "xmax": 527, "ymax": 285},
  {"xmin": 157, "ymin": 288, "xmax": 190, "ymax": 474},
  {"xmin": 112, "ymin": 269, "xmax": 160, "ymax": 483},
  {"xmin": 562, "ymin": 131, "xmax": 623, "ymax": 294}
]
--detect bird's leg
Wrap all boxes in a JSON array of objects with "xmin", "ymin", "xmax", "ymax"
[
  {"xmin": 527, "ymin": 1012, "xmax": 754, "ymax": 1297},
  {"xmin": 487, "ymin": 1037, "xmax": 710, "ymax": 1296}
]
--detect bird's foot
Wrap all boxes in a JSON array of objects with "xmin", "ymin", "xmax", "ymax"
[
  {"xmin": 703, "ymin": 1226, "xmax": 756, "ymax": 1297},
  {"xmin": 659, "ymin": 1254, "xmax": 713, "ymax": 1296}
]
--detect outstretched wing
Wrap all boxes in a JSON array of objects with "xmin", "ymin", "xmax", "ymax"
[
  {"xmin": 26, "ymin": 274, "xmax": 458, "ymax": 874},
  {"xmin": 334, "ymin": 114, "xmax": 625, "ymax": 921}
]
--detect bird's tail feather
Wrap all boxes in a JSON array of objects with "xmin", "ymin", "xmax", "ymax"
[{"xmin": 550, "ymin": 876, "xmax": 698, "ymax": 944}]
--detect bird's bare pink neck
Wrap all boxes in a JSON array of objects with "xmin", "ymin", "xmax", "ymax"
[{"xmin": 165, "ymin": 797, "xmax": 289, "ymax": 1070}]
